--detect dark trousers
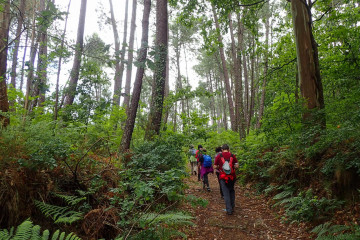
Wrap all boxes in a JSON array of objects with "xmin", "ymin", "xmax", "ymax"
[
  {"xmin": 220, "ymin": 179, "xmax": 235, "ymax": 213},
  {"xmin": 203, "ymin": 172, "xmax": 209, "ymax": 188},
  {"xmin": 216, "ymin": 172, "xmax": 224, "ymax": 197},
  {"xmin": 197, "ymin": 164, "xmax": 201, "ymax": 181}
]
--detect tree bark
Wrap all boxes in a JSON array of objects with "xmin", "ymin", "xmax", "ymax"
[
  {"xmin": 123, "ymin": 0, "xmax": 137, "ymax": 109},
  {"xmin": 10, "ymin": 0, "xmax": 26, "ymax": 89},
  {"xmin": 32, "ymin": 0, "xmax": 48, "ymax": 109},
  {"xmin": 229, "ymin": 13, "xmax": 246, "ymax": 138},
  {"xmin": 19, "ymin": 29, "xmax": 29, "ymax": 92},
  {"xmin": 212, "ymin": 4, "xmax": 235, "ymax": 131},
  {"xmin": 145, "ymin": 0, "xmax": 168, "ymax": 140},
  {"xmin": 291, "ymin": 0, "xmax": 325, "ymax": 124},
  {"xmin": 120, "ymin": 0, "xmax": 151, "ymax": 151},
  {"xmin": 64, "ymin": 0, "xmax": 87, "ymax": 106},
  {"xmin": 248, "ymin": 38, "xmax": 255, "ymax": 134},
  {"xmin": 0, "ymin": 0, "xmax": 11, "ymax": 127},
  {"xmin": 257, "ymin": 2, "xmax": 270, "ymax": 129},
  {"xmin": 24, "ymin": 5, "xmax": 39, "ymax": 112},
  {"xmin": 109, "ymin": 0, "xmax": 121, "ymax": 106},
  {"xmin": 54, "ymin": 0, "xmax": 71, "ymax": 120}
]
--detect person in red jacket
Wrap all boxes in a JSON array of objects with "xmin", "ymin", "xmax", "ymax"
[{"xmin": 214, "ymin": 144, "xmax": 239, "ymax": 215}]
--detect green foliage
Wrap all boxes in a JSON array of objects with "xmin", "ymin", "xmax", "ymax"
[
  {"xmin": 34, "ymin": 200, "xmax": 83, "ymax": 224},
  {"xmin": 312, "ymin": 222, "xmax": 360, "ymax": 240},
  {"xmin": 0, "ymin": 219, "xmax": 80, "ymax": 240},
  {"xmin": 273, "ymin": 189, "xmax": 343, "ymax": 223}
]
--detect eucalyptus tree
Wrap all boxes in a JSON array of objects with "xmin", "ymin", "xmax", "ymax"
[
  {"xmin": 0, "ymin": 0, "xmax": 11, "ymax": 127},
  {"xmin": 290, "ymin": 0, "xmax": 325, "ymax": 125},
  {"xmin": 145, "ymin": 0, "xmax": 168, "ymax": 140},
  {"xmin": 10, "ymin": 0, "xmax": 26, "ymax": 89},
  {"xmin": 121, "ymin": 0, "xmax": 152, "ymax": 151},
  {"xmin": 123, "ymin": 0, "xmax": 137, "ymax": 109},
  {"xmin": 64, "ymin": 0, "xmax": 87, "ymax": 107}
]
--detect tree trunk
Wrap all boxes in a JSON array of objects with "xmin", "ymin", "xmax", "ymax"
[
  {"xmin": 64, "ymin": 0, "xmax": 87, "ymax": 106},
  {"xmin": 19, "ymin": 29, "xmax": 29, "ymax": 92},
  {"xmin": 24, "ymin": 6, "xmax": 39, "ymax": 112},
  {"xmin": 120, "ymin": 0, "xmax": 151, "ymax": 151},
  {"xmin": 144, "ymin": 0, "xmax": 168, "ymax": 140},
  {"xmin": 256, "ymin": 2, "xmax": 270, "ymax": 129},
  {"xmin": 162, "ymin": 35, "xmax": 170, "ymax": 130},
  {"xmin": 212, "ymin": 4, "xmax": 235, "ymax": 131},
  {"xmin": 123, "ymin": 0, "xmax": 137, "ymax": 109},
  {"xmin": 0, "ymin": 0, "xmax": 10, "ymax": 127},
  {"xmin": 54, "ymin": 0, "xmax": 71, "ymax": 120},
  {"xmin": 291, "ymin": 0, "xmax": 325, "ymax": 124},
  {"xmin": 10, "ymin": 0, "xmax": 26, "ymax": 89},
  {"xmin": 229, "ymin": 13, "xmax": 245, "ymax": 138},
  {"xmin": 109, "ymin": 0, "xmax": 121, "ymax": 106},
  {"xmin": 32, "ymin": 0, "xmax": 48, "ymax": 109},
  {"xmin": 248, "ymin": 38, "xmax": 255, "ymax": 134}
]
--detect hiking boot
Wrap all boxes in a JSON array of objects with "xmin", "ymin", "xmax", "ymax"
[
  {"xmin": 226, "ymin": 211, "xmax": 233, "ymax": 215},
  {"xmin": 207, "ymin": 187, "xmax": 211, "ymax": 192}
]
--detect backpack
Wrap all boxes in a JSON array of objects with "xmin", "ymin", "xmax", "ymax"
[
  {"xmin": 220, "ymin": 153, "xmax": 234, "ymax": 175},
  {"xmin": 203, "ymin": 155, "xmax": 212, "ymax": 168}
]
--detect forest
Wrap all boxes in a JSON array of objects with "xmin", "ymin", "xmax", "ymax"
[{"xmin": 0, "ymin": 0, "xmax": 359, "ymax": 239}]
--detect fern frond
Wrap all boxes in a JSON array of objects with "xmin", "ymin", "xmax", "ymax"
[
  {"xmin": 312, "ymin": 222, "xmax": 350, "ymax": 237},
  {"xmin": 273, "ymin": 190, "xmax": 293, "ymax": 200},
  {"xmin": 30, "ymin": 224, "xmax": 41, "ymax": 240},
  {"xmin": 52, "ymin": 193, "xmax": 86, "ymax": 206},
  {"xmin": 0, "ymin": 219, "xmax": 81, "ymax": 240},
  {"xmin": 13, "ymin": 219, "xmax": 33, "ymax": 240},
  {"xmin": 34, "ymin": 200, "xmax": 82, "ymax": 224},
  {"xmin": 139, "ymin": 212, "xmax": 194, "ymax": 227}
]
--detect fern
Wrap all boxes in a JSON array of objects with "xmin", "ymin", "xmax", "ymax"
[
  {"xmin": 139, "ymin": 212, "xmax": 194, "ymax": 227},
  {"xmin": 0, "ymin": 219, "xmax": 81, "ymax": 240},
  {"xmin": 311, "ymin": 222, "xmax": 360, "ymax": 240},
  {"xmin": 51, "ymin": 193, "xmax": 86, "ymax": 206},
  {"xmin": 34, "ymin": 200, "xmax": 82, "ymax": 224}
]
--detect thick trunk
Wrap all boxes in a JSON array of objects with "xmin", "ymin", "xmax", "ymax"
[
  {"xmin": 145, "ymin": 0, "xmax": 168, "ymax": 140},
  {"xmin": 162, "ymin": 37, "xmax": 170, "ymax": 130},
  {"xmin": 10, "ymin": 0, "xmax": 26, "ymax": 89},
  {"xmin": 120, "ymin": 0, "xmax": 151, "ymax": 151},
  {"xmin": 109, "ymin": 0, "xmax": 121, "ymax": 106},
  {"xmin": 123, "ymin": 0, "xmax": 137, "ymax": 109},
  {"xmin": 0, "ymin": 0, "xmax": 10, "ymax": 127},
  {"xmin": 212, "ymin": 4, "xmax": 235, "ymax": 131},
  {"xmin": 54, "ymin": 0, "xmax": 71, "ymax": 120},
  {"xmin": 291, "ymin": 0, "xmax": 325, "ymax": 124},
  {"xmin": 64, "ymin": 0, "xmax": 87, "ymax": 106},
  {"xmin": 229, "ymin": 13, "xmax": 245, "ymax": 138}
]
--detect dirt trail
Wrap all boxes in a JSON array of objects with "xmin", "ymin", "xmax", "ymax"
[{"xmin": 179, "ymin": 171, "xmax": 313, "ymax": 240}]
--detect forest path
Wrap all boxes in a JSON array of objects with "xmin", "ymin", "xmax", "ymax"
[{"xmin": 179, "ymin": 169, "xmax": 313, "ymax": 240}]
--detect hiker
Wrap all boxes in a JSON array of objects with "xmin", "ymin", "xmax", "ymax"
[
  {"xmin": 188, "ymin": 145, "xmax": 197, "ymax": 175},
  {"xmin": 198, "ymin": 148, "xmax": 214, "ymax": 191},
  {"xmin": 214, "ymin": 144, "xmax": 239, "ymax": 215},
  {"xmin": 214, "ymin": 146, "xmax": 223, "ymax": 198},
  {"xmin": 195, "ymin": 145, "xmax": 203, "ymax": 181}
]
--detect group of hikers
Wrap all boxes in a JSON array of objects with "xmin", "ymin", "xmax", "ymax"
[{"xmin": 188, "ymin": 144, "xmax": 239, "ymax": 215}]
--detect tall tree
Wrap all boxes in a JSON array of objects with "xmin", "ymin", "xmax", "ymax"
[
  {"xmin": 211, "ymin": 4, "xmax": 236, "ymax": 131},
  {"xmin": 32, "ymin": 0, "xmax": 49, "ymax": 109},
  {"xmin": 64, "ymin": 0, "xmax": 87, "ymax": 106},
  {"xmin": 10, "ymin": 0, "xmax": 26, "ymax": 89},
  {"xmin": 123, "ymin": 0, "xmax": 137, "ymax": 109},
  {"xmin": 229, "ymin": 12, "xmax": 245, "ymax": 138},
  {"xmin": 290, "ymin": 0, "xmax": 325, "ymax": 124},
  {"xmin": 109, "ymin": 0, "xmax": 121, "ymax": 105},
  {"xmin": 145, "ymin": 0, "xmax": 168, "ymax": 140},
  {"xmin": 120, "ymin": 0, "xmax": 151, "ymax": 151},
  {"xmin": 257, "ymin": 1, "xmax": 270, "ymax": 128},
  {"xmin": 0, "ymin": 0, "xmax": 10, "ymax": 127},
  {"xmin": 54, "ymin": 0, "xmax": 71, "ymax": 120}
]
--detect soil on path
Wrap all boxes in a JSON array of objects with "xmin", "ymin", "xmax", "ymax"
[{"xmin": 179, "ymin": 171, "xmax": 313, "ymax": 240}]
